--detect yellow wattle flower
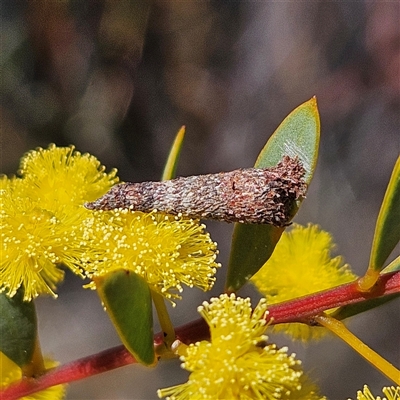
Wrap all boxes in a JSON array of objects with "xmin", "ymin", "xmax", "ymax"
[
  {"xmin": 0, "ymin": 145, "xmax": 118, "ymax": 300},
  {"xmin": 19, "ymin": 144, "xmax": 119, "ymax": 214},
  {"xmin": 251, "ymin": 224, "xmax": 357, "ymax": 341},
  {"xmin": 1, "ymin": 181, "xmax": 65, "ymax": 299},
  {"xmin": 158, "ymin": 294, "xmax": 325, "ymax": 399},
  {"xmin": 72, "ymin": 209, "xmax": 220, "ymax": 301},
  {"xmin": 0, "ymin": 352, "xmax": 66, "ymax": 400},
  {"xmin": 350, "ymin": 385, "xmax": 400, "ymax": 400}
]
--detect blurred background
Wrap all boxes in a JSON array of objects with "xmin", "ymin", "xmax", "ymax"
[{"xmin": 1, "ymin": 1, "xmax": 399, "ymax": 399}]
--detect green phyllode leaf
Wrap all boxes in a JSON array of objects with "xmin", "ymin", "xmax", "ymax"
[
  {"xmin": 254, "ymin": 97, "xmax": 320, "ymax": 181},
  {"xmin": 225, "ymin": 98, "xmax": 320, "ymax": 292},
  {"xmin": 97, "ymin": 270, "xmax": 156, "ymax": 366},
  {"xmin": 369, "ymin": 156, "xmax": 400, "ymax": 272},
  {"xmin": 0, "ymin": 288, "xmax": 37, "ymax": 367},
  {"xmin": 382, "ymin": 255, "xmax": 400, "ymax": 273}
]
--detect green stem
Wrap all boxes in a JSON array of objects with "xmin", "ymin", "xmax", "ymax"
[
  {"xmin": 21, "ymin": 337, "xmax": 45, "ymax": 378},
  {"xmin": 151, "ymin": 290, "xmax": 176, "ymax": 349},
  {"xmin": 314, "ymin": 313, "xmax": 400, "ymax": 385}
]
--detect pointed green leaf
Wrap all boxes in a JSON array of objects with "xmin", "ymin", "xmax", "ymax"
[
  {"xmin": 254, "ymin": 97, "xmax": 320, "ymax": 184},
  {"xmin": 382, "ymin": 255, "xmax": 400, "ymax": 273},
  {"xmin": 369, "ymin": 156, "xmax": 400, "ymax": 271},
  {"xmin": 162, "ymin": 126, "xmax": 186, "ymax": 181},
  {"xmin": 97, "ymin": 270, "xmax": 156, "ymax": 366},
  {"xmin": 226, "ymin": 225, "xmax": 285, "ymax": 291},
  {"xmin": 226, "ymin": 98, "xmax": 320, "ymax": 292},
  {"xmin": 0, "ymin": 288, "xmax": 37, "ymax": 367}
]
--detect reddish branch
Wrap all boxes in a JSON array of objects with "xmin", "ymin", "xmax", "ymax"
[{"xmin": 1, "ymin": 271, "xmax": 399, "ymax": 400}]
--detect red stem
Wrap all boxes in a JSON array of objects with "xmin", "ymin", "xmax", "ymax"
[
  {"xmin": 266, "ymin": 270, "xmax": 399, "ymax": 324},
  {"xmin": 1, "ymin": 271, "xmax": 399, "ymax": 400}
]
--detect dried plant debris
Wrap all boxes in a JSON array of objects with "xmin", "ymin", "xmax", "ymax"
[{"xmin": 85, "ymin": 156, "xmax": 307, "ymax": 226}]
